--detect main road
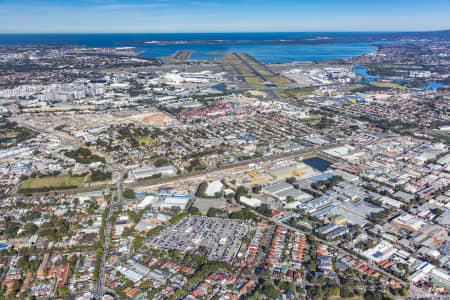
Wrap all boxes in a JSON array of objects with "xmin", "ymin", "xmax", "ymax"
[{"xmin": 94, "ymin": 171, "xmax": 123, "ymax": 299}]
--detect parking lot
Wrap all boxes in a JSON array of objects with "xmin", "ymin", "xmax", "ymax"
[{"xmin": 147, "ymin": 216, "xmax": 249, "ymax": 263}]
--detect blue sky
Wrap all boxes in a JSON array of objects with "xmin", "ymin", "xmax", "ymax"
[{"xmin": 1, "ymin": 0, "xmax": 449, "ymax": 33}]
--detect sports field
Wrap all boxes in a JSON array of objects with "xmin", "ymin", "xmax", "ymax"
[{"xmin": 21, "ymin": 174, "xmax": 84, "ymax": 190}]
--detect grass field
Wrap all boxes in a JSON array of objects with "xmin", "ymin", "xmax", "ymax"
[
  {"xmin": 275, "ymin": 87, "xmax": 314, "ymax": 99},
  {"xmin": 136, "ymin": 136, "xmax": 155, "ymax": 145},
  {"xmin": 257, "ymin": 69, "xmax": 273, "ymax": 76},
  {"xmin": 343, "ymin": 84, "xmax": 366, "ymax": 91},
  {"xmin": 245, "ymin": 76, "xmax": 263, "ymax": 84},
  {"xmin": 369, "ymin": 81, "xmax": 406, "ymax": 89},
  {"xmin": 328, "ymin": 297, "xmax": 363, "ymax": 300},
  {"xmin": 430, "ymin": 133, "xmax": 450, "ymax": 144},
  {"xmin": 267, "ymin": 76, "xmax": 292, "ymax": 84},
  {"xmin": 0, "ymin": 127, "xmax": 38, "ymax": 148},
  {"xmin": 2, "ymin": 130, "xmax": 20, "ymax": 138},
  {"xmin": 250, "ymin": 84, "xmax": 268, "ymax": 89},
  {"xmin": 301, "ymin": 118, "xmax": 321, "ymax": 125},
  {"xmin": 21, "ymin": 174, "xmax": 84, "ymax": 189},
  {"xmin": 242, "ymin": 71, "xmax": 255, "ymax": 76}
]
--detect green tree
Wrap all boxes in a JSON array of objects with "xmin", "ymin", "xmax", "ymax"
[
  {"xmin": 195, "ymin": 182, "xmax": 208, "ymax": 197},
  {"xmin": 123, "ymin": 189, "xmax": 135, "ymax": 199},
  {"xmin": 433, "ymin": 208, "xmax": 444, "ymax": 216},
  {"xmin": 169, "ymin": 249, "xmax": 180, "ymax": 261},
  {"xmin": 133, "ymin": 236, "xmax": 144, "ymax": 250},
  {"xmin": 207, "ymin": 208, "xmax": 217, "ymax": 217},
  {"xmin": 340, "ymin": 287, "xmax": 354, "ymax": 298},
  {"xmin": 58, "ymin": 287, "xmax": 70, "ymax": 298},
  {"xmin": 175, "ymin": 289, "xmax": 183, "ymax": 297},
  {"xmin": 261, "ymin": 281, "xmax": 280, "ymax": 299},
  {"xmin": 287, "ymin": 177, "xmax": 296, "ymax": 184},
  {"xmin": 189, "ymin": 206, "xmax": 202, "ymax": 215},
  {"xmin": 154, "ymin": 158, "xmax": 169, "ymax": 167}
]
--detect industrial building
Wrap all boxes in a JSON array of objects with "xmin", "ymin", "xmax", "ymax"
[
  {"xmin": 362, "ymin": 241, "xmax": 398, "ymax": 263},
  {"xmin": 392, "ymin": 213, "xmax": 427, "ymax": 232},
  {"xmin": 159, "ymin": 197, "xmax": 190, "ymax": 210},
  {"xmin": 268, "ymin": 162, "xmax": 314, "ymax": 180},
  {"xmin": 129, "ymin": 165, "xmax": 177, "ymax": 181},
  {"xmin": 204, "ymin": 181, "xmax": 224, "ymax": 197},
  {"xmin": 261, "ymin": 181, "xmax": 311, "ymax": 202},
  {"xmin": 240, "ymin": 196, "xmax": 262, "ymax": 208},
  {"xmin": 301, "ymin": 196, "xmax": 333, "ymax": 214}
]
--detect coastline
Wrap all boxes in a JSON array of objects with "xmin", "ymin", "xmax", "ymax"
[{"xmin": 0, "ymin": 32, "xmax": 413, "ymax": 63}]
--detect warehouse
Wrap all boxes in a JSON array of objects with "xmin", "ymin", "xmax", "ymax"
[
  {"xmin": 262, "ymin": 181, "xmax": 292, "ymax": 197},
  {"xmin": 301, "ymin": 196, "xmax": 333, "ymax": 213},
  {"xmin": 380, "ymin": 196, "xmax": 403, "ymax": 208},
  {"xmin": 160, "ymin": 197, "xmax": 190, "ymax": 210},
  {"xmin": 437, "ymin": 154, "xmax": 450, "ymax": 165},
  {"xmin": 362, "ymin": 241, "xmax": 398, "ymax": 263},
  {"xmin": 204, "ymin": 180, "xmax": 224, "ymax": 197},
  {"xmin": 323, "ymin": 145, "xmax": 355, "ymax": 158},
  {"xmin": 392, "ymin": 213, "xmax": 427, "ymax": 232},
  {"xmin": 261, "ymin": 181, "xmax": 308, "ymax": 202},
  {"xmin": 130, "ymin": 165, "xmax": 177, "ymax": 181},
  {"xmin": 268, "ymin": 163, "xmax": 314, "ymax": 180},
  {"xmin": 274, "ymin": 188, "xmax": 312, "ymax": 202},
  {"xmin": 328, "ymin": 206, "xmax": 368, "ymax": 226},
  {"xmin": 137, "ymin": 196, "xmax": 156, "ymax": 210},
  {"xmin": 326, "ymin": 226, "xmax": 349, "ymax": 240},
  {"xmin": 330, "ymin": 169, "xmax": 359, "ymax": 183},
  {"xmin": 339, "ymin": 200, "xmax": 384, "ymax": 219},
  {"xmin": 240, "ymin": 196, "xmax": 262, "ymax": 208},
  {"xmin": 306, "ymin": 173, "xmax": 335, "ymax": 184}
]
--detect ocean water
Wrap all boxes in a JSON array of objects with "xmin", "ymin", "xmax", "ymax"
[{"xmin": 0, "ymin": 33, "xmax": 383, "ymax": 63}]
